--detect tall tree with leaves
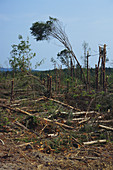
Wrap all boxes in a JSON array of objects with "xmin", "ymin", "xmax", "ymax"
[
  {"xmin": 30, "ymin": 17, "xmax": 86, "ymax": 84},
  {"xmin": 9, "ymin": 35, "xmax": 36, "ymax": 73}
]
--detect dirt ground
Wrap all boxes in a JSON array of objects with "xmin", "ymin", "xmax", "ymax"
[{"xmin": 0, "ymin": 131, "xmax": 113, "ymax": 170}]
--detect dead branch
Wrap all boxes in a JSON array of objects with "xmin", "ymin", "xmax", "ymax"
[
  {"xmin": 16, "ymin": 142, "xmax": 33, "ymax": 147},
  {"xmin": 83, "ymin": 139, "xmax": 107, "ymax": 145},
  {"xmin": 40, "ymin": 124, "xmax": 48, "ymax": 134},
  {"xmin": 13, "ymin": 121, "xmax": 29, "ymax": 131},
  {"xmin": 72, "ymin": 136, "xmax": 83, "ymax": 147},
  {"xmin": 78, "ymin": 117, "xmax": 90, "ymax": 124},
  {"xmin": 99, "ymin": 125, "xmax": 113, "ymax": 131},
  {"xmin": 47, "ymin": 133, "xmax": 58, "ymax": 137},
  {"xmin": 0, "ymin": 139, "xmax": 5, "ymax": 145},
  {"xmin": 72, "ymin": 118, "xmax": 85, "ymax": 121}
]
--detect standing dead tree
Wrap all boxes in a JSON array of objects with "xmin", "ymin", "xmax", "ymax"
[
  {"xmin": 30, "ymin": 17, "xmax": 86, "ymax": 84},
  {"xmin": 47, "ymin": 74, "xmax": 52, "ymax": 97},
  {"xmin": 11, "ymin": 79, "xmax": 14, "ymax": 102},
  {"xmin": 96, "ymin": 44, "xmax": 107, "ymax": 91}
]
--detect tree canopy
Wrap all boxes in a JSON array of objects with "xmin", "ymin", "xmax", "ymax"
[
  {"xmin": 9, "ymin": 35, "xmax": 36, "ymax": 72},
  {"xmin": 57, "ymin": 49, "xmax": 72, "ymax": 68},
  {"xmin": 30, "ymin": 17, "xmax": 86, "ymax": 83}
]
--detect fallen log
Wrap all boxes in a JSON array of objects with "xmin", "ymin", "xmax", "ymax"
[
  {"xmin": 48, "ymin": 98, "xmax": 81, "ymax": 111},
  {"xmin": 25, "ymin": 73, "xmax": 43, "ymax": 84},
  {"xmin": 72, "ymin": 118, "xmax": 85, "ymax": 121},
  {"xmin": 11, "ymin": 96, "xmax": 47, "ymax": 104},
  {"xmin": 0, "ymin": 104, "xmax": 74, "ymax": 129},
  {"xmin": 0, "ymin": 104, "xmax": 32, "ymax": 116},
  {"xmin": 83, "ymin": 139, "xmax": 107, "ymax": 145},
  {"xmin": 72, "ymin": 111, "xmax": 100, "ymax": 116},
  {"xmin": 99, "ymin": 125, "xmax": 113, "ymax": 131},
  {"xmin": 43, "ymin": 118, "xmax": 74, "ymax": 129},
  {"xmin": 78, "ymin": 117, "xmax": 90, "ymax": 124},
  {"xmin": 0, "ymin": 98, "xmax": 8, "ymax": 103},
  {"xmin": 96, "ymin": 120, "xmax": 113, "ymax": 123}
]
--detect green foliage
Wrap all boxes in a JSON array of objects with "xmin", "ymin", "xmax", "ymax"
[
  {"xmin": 30, "ymin": 16, "xmax": 71, "ymax": 50},
  {"xmin": 9, "ymin": 35, "xmax": 36, "ymax": 72},
  {"xmin": 0, "ymin": 110, "xmax": 10, "ymax": 126},
  {"xmin": 95, "ymin": 104, "xmax": 101, "ymax": 111},
  {"xmin": 30, "ymin": 17, "xmax": 54, "ymax": 41},
  {"xmin": 33, "ymin": 116, "xmax": 37, "ymax": 124},
  {"xmin": 57, "ymin": 49, "xmax": 72, "ymax": 68}
]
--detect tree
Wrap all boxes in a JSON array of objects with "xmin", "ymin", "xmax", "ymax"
[
  {"xmin": 9, "ymin": 35, "xmax": 36, "ymax": 73},
  {"xmin": 30, "ymin": 17, "xmax": 86, "ymax": 84},
  {"xmin": 57, "ymin": 49, "xmax": 72, "ymax": 68},
  {"xmin": 82, "ymin": 41, "xmax": 91, "ymax": 68}
]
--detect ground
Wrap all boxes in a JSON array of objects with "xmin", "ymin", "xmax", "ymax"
[{"xmin": 0, "ymin": 133, "xmax": 113, "ymax": 169}]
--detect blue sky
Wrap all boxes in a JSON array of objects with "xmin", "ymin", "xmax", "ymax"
[{"xmin": 0, "ymin": 0, "xmax": 113, "ymax": 70}]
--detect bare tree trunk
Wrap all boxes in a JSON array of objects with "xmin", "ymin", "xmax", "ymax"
[
  {"xmin": 70, "ymin": 58, "xmax": 73, "ymax": 80},
  {"xmin": 86, "ymin": 51, "xmax": 89, "ymax": 91},
  {"xmin": 68, "ymin": 49, "xmax": 86, "ymax": 84},
  {"xmin": 95, "ymin": 65, "xmax": 98, "ymax": 91},
  {"xmin": 49, "ymin": 76, "xmax": 52, "ymax": 97},
  {"xmin": 103, "ymin": 44, "xmax": 106, "ymax": 91},
  {"xmin": 11, "ymin": 79, "xmax": 14, "ymax": 102}
]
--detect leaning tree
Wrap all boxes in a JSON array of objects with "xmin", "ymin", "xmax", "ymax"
[{"xmin": 30, "ymin": 17, "xmax": 86, "ymax": 84}]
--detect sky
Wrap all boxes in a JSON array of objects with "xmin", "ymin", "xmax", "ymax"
[{"xmin": 0, "ymin": 0, "xmax": 113, "ymax": 70}]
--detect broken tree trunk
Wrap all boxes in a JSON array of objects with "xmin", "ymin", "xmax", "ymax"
[
  {"xmin": 95, "ymin": 64, "xmax": 99, "ymax": 91},
  {"xmin": 99, "ymin": 125, "xmax": 113, "ymax": 131}
]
